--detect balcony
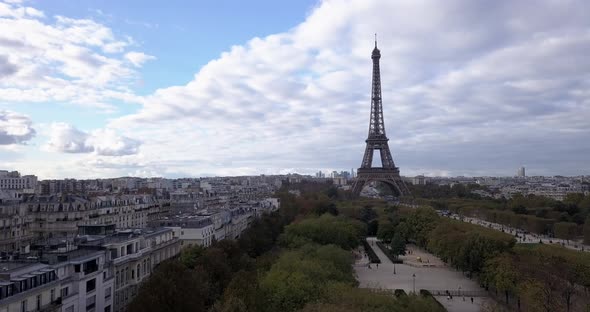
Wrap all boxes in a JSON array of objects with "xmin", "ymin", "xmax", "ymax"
[
  {"xmin": 39, "ymin": 297, "xmax": 62, "ymax": 312},
  {"xmin": 112, "ymin": 238, "xmax": 178, "ymax": 265}
]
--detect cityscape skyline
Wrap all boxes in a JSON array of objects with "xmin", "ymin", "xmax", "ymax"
[{"xmin": 1, "ymin": 0, "xmax": 590, "ymax": 179}]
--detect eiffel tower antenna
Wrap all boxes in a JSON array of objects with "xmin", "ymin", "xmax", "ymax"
[{"xmin": 352, "ymin": 39, "xmax": 410, "ymax": 197}]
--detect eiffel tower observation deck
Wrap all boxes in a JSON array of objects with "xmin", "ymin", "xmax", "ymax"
[{"xmin": 352, "ymin": 38, "xmax": 410, "ymax": 197}]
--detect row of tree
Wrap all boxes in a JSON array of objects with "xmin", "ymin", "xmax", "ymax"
[
  {"xmin": 377, "ymin": 205, "xmax": 590, "ymax": 311},
  {"xmin": 482, "ymin": 244, "xmax": 590, "ymax": 312},
  {"xmin": 427, "ymin": 194, "xmax": 590, "ymax": 243},
  {"xmin": 427, "ymin": 219, "xmax": 515, "ymax": 274},
  {"xmin": 377, "ymin": 206, "xmax": 515, "ymax": 274}
]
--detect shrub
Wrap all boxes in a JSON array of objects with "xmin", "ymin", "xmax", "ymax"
[{"xmin": 362, "ymin": 240, "xmax": 381, "ymax": 264}]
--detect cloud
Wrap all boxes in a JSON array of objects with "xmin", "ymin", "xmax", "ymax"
[
  {"xmin": 4, "ymin": 0, "xmax": 590, "ymax": 178},
  {"xmin": 106, "ymin": 0, "xmax": 590, "ymax": 177},
  {"xmin": 0, "ymin": 110, "xmax": 35, "ymax": 145},
  {"xmin": 0, "ymin": 1, "xmax": 146, "ymax": 110},
  {"xmin": 45, "ymin": 123, "xmax": 140, "ymax": 156},
  {"xmin": 124, "ymin": 52, "xmax": 156, "ymax": 67},
  {"xmin": 0, "ymin": 55, "xmax": 18, "ymax": 78}
]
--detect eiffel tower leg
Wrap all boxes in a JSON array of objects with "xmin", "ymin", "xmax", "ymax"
[{"xmin": 351, "ymin": 178, "xmax": 365, "ymax": 197}]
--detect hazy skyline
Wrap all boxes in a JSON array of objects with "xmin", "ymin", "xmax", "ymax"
[{"xmin": 1, "ymin": 0, "xmax": 589, "ymax": 179}]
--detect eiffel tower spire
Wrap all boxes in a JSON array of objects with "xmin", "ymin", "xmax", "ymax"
[{"xmin": 352, "ymin": 39, "xmax": 410, "ymax": 197}]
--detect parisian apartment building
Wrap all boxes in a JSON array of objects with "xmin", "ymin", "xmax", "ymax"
[{"xmin": 0, "ymin": 171, "xmax": 282, "ymax": 312}]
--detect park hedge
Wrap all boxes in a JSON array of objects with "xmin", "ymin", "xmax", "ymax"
[
  {"xmin": 376, "ymin": 241, "xmax": 403, "ymax": 263},
  {"xmin": 419, "ymin": 289, "xmax": 446, "ymax": 309},
  {"xmin": 394, "ymin": 289, "xmax": 407, "ymax": 297},
  {"xmin": 362, "ymin": 239, "xmax": 381, "ymax": 263}
]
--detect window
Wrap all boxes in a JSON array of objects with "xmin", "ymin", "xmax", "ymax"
[
  {"xmin": 36, "ymin": 294, "xmax": 41, "ymax": 310},
  {"xmin": 21, "ymin": 300, "xmax": 27, "ymax": 312},
  {"xmin": 105, "ymin": 287, "xmax": 111, "ymax": 299},
  {"xmin": 104, "ymin": 305, "xmax": 111, "ymax": 312},
  {"xmin": 61, "ymin": 287, "xmax": 69, "ymax": 298},
  {"xmin": 51, "ymin": 288, "xmax": 55, "ymax": 301},
  {"xmin": 86, "ymin": 295, "xmax": 96, "ymax": 311},
  {"xmin": 86, "ymin": 278, "xmax": 96, "ymax": 292}
]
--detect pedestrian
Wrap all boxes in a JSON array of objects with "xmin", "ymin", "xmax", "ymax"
[
  {"xmin": 376, "ymin": 263, "xmax": 379, "ymax": 268},
  {"xmin": 470, "ymin": 297, "xmax": 474, "ymax": 304}
]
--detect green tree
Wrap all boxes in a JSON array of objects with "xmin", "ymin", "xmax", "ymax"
[
  {"xmin": 260, "ymin": 244, "xmax": 355, "ymax": 312},
  {"xmin": 512, "ymin": 204, "xmax": 527, "ymax": 215},
  {"xmin": 128, "ymin": 261, "xmax": 210, "ymax": 312},
  {"xmin": 179, "ymin": 245, "xmax": 204, "ymax": 269},
  {"xmin": 405, "ymin": 207, "xmax": 440, "ymax": 247},
  {"xmin": 584, "ymin": 216, "xmax": 590, "ymax": 245},
  {"xmin": 212, "ymin": 270, "xmax": 259, "ymax": 312},
  {"xmin": 280, "ymin": 214, "xmax": 365, "ymax": 250},
  {"xmin": 482, "ymin": 253, "xmax": 518, "ymax": 304},
  {"xmin": 359, "ymin": 205, "xmax": 378, "ymax": 223},
  {"xmin": 390, "ymin": 232, "xmax": 406, "ymax": 258},
  {"xmin": 367, "ymin": 219, "xmax": 379, "ymax": 236},
  {"xmin": 553, "ymin": 222, "xmax": 578, "ymax": 241},
  {"xmin": 376, "ymin": 221, "xmax": 396, "ymax": 242}
]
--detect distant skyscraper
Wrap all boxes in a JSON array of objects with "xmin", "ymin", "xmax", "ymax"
[{"xmin": 517, "ymin": 166, "xmax": 526, "ymax": 177}]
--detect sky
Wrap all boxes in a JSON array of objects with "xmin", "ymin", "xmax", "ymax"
[{"xmin": 1, "ymin": 0, "xmax": 589, "ymax": 179}]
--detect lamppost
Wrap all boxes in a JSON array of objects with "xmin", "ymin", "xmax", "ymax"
[{"xmin": 412, "ymin": 273, "xmax": 416, "ymax": 293}]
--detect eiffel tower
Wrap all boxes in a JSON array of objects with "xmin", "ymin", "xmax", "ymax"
[{"xmin": 352, "ymin": 38, "xmax": 410, "ymax": 197}]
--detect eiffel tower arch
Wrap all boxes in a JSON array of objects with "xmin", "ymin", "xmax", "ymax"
[{"xmin": 352, "ymin": 39, "xmax": 410, "ymax": 197}]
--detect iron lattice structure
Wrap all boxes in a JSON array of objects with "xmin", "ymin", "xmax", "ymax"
[{"xmin": 352, "ymin": 41, "xmax": 410, "ymax": 197}]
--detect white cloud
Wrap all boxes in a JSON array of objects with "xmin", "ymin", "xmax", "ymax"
[
  {"xmin": 124, "ymin": 52, "xmax": 156, "ymax": 67},
  {"xmin": 45, "ymin": 123, "xmax": 140, "ymax": 156},
  {"xmin": 0, "ymin": 2, "xmax": 146, "ymax": 110},
  {"xmin": 0, "ymin": 110, "xmax": 35, "ymax": 144},
  {"xmin": 4, "ymin": 0, "xmax": 590, "ymax": 178},
  {"xmin": 106, "ymin": 0, "xmax": 590, "ymax": 177}
]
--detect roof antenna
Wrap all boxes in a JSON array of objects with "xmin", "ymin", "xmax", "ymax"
[{"xmin": 375, "ymin": 33, "xmax": 377, "ymax": 48}]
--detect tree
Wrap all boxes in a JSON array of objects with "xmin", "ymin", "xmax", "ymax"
[
  {"xmin": 376, "ymin": 221, "xmax": 396, "ymax": 242},
  {"xmin": 212, "ymin": 270, "xmax": 259, "ymax": 312},
  {"xmin": 179, "ymin": 245, "xmax": 204, "ymax": 269},
  {"xmin": 390, "ymin": 232, "xmax": 406, "ymax": 258},
  {"xmin": 482, "ymin": 253, "xmax": 518, "ymax": 304},
  {"xmin": 512, "ymin": 204, "xmax": 527, "ymax": 215},
  {"xmin": 359, "ymin": 205, "xmax": 377, "ymax": 223},
  {"xmin": 280, "ymin": 214, "xmax": 365, "ymax": 250},
  {"xmin": 128, "ymin": 261, "xmax": 210, "ymax": 312},
  {"xmin": 553, "ymin": 222, "xmax": 578, "ymax": 241},
  {"xmin": 367, "ymin": 219, "xmax": 379, "ymax": 236},
  {"xmin": 584, "ymin": 216, "xmax": 590, "ymax": 245}
]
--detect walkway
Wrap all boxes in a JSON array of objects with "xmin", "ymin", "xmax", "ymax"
[{"xmin": 355, "ymin": 237, "xmax": 491, "ymax": 312}]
